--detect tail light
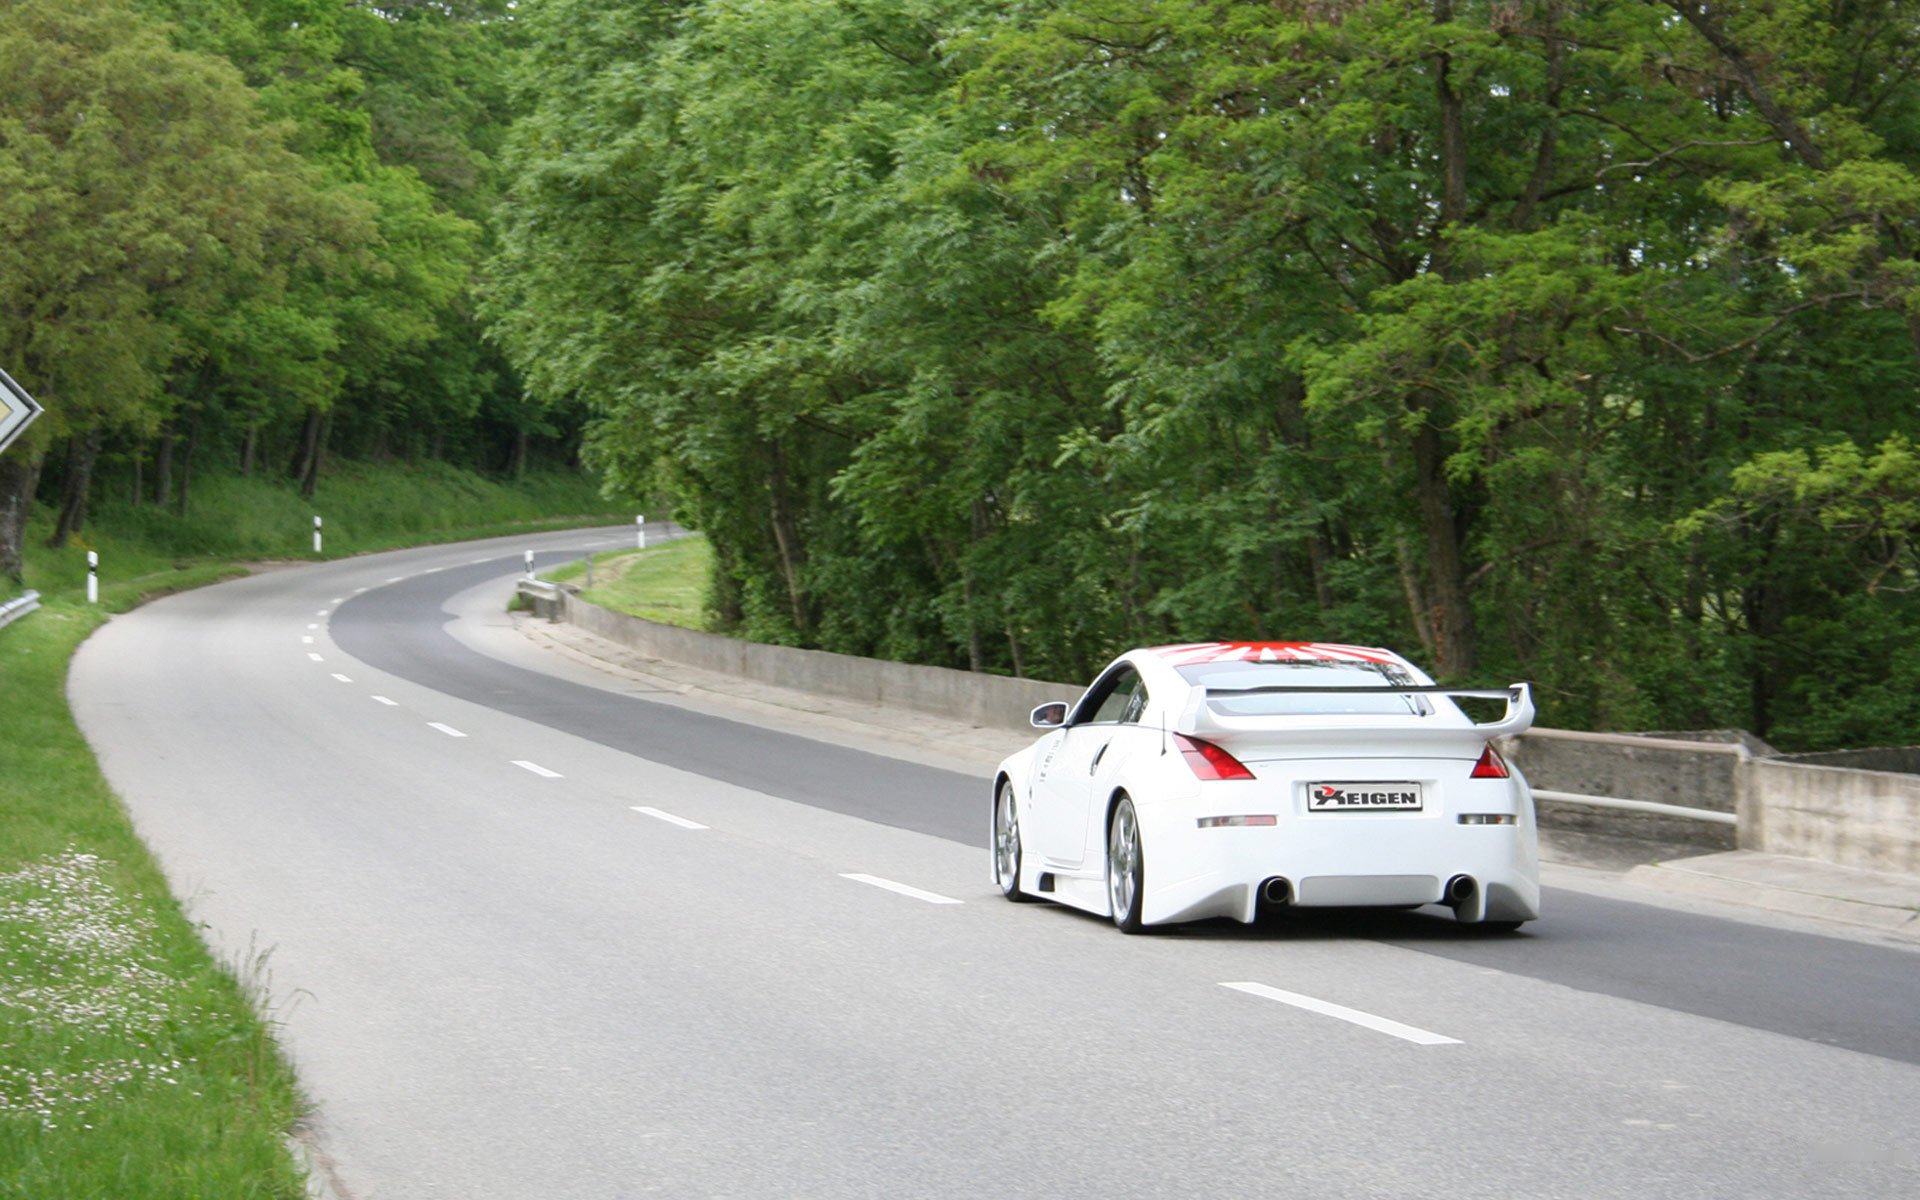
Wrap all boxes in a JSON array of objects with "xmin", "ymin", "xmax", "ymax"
[
  {"xmin": 1173, "ymin": 734, "xmax": 1255, "ymax": 781},
  {"xmin": 1470, "ymin": 745, "xmax": 1511, "ymax": 779}
]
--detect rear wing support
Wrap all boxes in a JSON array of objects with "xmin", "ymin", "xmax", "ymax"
[{"xmin": 1183, "ymin": 682, "xmax": 1536, "ymax": 739}]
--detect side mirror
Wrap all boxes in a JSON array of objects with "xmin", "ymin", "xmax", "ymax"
[{"xmin": 1030, "ymin": 701, "xmax": 1069, "ymax": 729}]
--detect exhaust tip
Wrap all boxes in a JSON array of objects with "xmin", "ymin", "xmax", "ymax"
[
  {"xmin": 1259, "ymin": 877, "xmax": 1292, "ymax": 906},
  {"xmin": 1445, "ymin": 874, "xmax": 1476, "ymax": 905}
]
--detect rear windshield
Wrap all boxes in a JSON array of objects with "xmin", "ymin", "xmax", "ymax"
[{"xmin": 1176, "ymin": 659, "xmax": 1429, "ymax": 717}]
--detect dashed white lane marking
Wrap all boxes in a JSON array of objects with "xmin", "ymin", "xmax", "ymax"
[
  {"xmin": 470, "ymin": 557, "xmax": 494, "ymax": 564},
  {"xmin": 330, "ymin": 597, "xmax": 344, "ymax": 604},
  {"xmin": 428, "ymin": 722, "xmax": 467, "ymax": 738},
  {"xmin": 385, "ymin": 576, "xmax": 405, "ymax": 583},
  {"xmin": 513, "ymin": 760, "xmax": 562, "ymax": 778},
  {"xmin": 331, "ymin": 673, "xmax": 353, "ymax": 683},
  {"xmin": 1220, "ymin": 982, "xmax": 1461, "ymax": 1046},
  {"xmin": 372, "ymin": 696, "xmax": 398, "ymax": 706},
  {"xmin": 306, "ymin": 623, "xmax": 318, "ymax": 630},
  {"xmin": 630, "ymin": 806, "xmax": 708, "ymax": 830},
  {"xmin": 353, "ymin": 586, "xmax": 367, "ymax": 594},
  {"xmin": 307, "ymin": 653, "xmax": 324, "ymax": 662},
  {"xmin": 316, "ymin": 609, "xmax": 330, "ymax": 617},
  {"xmin": 840, "ymin": 874, "xmax": 963, "ymax": 906},
  {"xmin": 301, "ymin": 636, "xmax": 314, "ymax": 644}
]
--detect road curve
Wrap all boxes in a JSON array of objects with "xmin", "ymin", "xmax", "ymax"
[{"xmin": 70, "ymin": 528, "xmax": 1920, "ymax": 1199}]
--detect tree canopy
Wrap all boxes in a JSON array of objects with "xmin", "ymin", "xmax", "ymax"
[
  {"xmin": 490, "ymin": 0, "xmax": 1920, "ymax": 749},
  {"xmin": 1, "ymin": 0, "xmax": 562, "ymax": 583},
  {"xmin": 8, "ymin": 0, "xmax": 1919, "ymax": 749}
]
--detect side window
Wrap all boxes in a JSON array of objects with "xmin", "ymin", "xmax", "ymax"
[{"xmin": 1087, "ymin": 668, "xmax": 1148, "ymax": 725}]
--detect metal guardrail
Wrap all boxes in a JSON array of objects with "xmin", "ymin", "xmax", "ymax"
[
  {"xmin": 515, "ymin": 577, "xmax": 564, "ymax": 621},
  {"xmin": 1532, "ymin": 787, "xmax": 1738, "ymax": 826},
  {"xmin": 0, "ymin": 589, "xmax": 41, "ymax": 632},
  {"xmin": 1509, "ymin": 727, "xmax": 1748, "ymax": 825},
  {"xmin": 1520, "ymin": 725, "xmax": 1752, "ymax": 758}
]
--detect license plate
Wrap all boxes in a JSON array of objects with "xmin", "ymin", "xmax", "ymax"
[{"xmin": 1306, "ymin": 782, "xmax": 1424, "ymax": 812}]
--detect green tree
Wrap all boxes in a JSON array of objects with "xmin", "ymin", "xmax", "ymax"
[{"xmin": 0, "ymin": 0, "xmax": 352, "ymax": 570}]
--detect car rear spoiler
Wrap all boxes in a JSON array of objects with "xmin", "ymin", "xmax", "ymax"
[{"xmin": 1176, "ymin": 682, "xmax": 1535, "ymax": 741}]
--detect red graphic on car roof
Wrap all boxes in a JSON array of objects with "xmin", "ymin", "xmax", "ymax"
[{"xmin": 1147, "ymin": 642, "xmax": 1401, "ymax": 667}]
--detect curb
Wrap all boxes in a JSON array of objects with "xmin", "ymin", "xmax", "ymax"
[{"xmin": 1626, "ymin": 858, "xmax": 1920, "ymax": 942}]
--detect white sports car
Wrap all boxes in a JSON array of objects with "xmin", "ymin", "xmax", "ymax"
[{"xmin": 990, "ymin": 642, "xmax": 1540, "ymax": 933}]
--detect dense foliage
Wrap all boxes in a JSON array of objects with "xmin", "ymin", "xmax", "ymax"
[
  {"xmin": 489, "ymin": 0, "xmax": 1920, "ymax": 748},
  {"xmin": 0, "ymin": 0, "xmax": 574, "ymax": 585},
  {"xmin": 8, "ymin": 1, "xmax": 1919, "ymax": 748}
]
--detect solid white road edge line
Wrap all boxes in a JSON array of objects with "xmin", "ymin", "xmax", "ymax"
[
  {"xmin": 513, "ymin": 760, "xmax": 562, "ymax": 778},
  {"xmin": 331, "ymin": 673, "xmax": 353, "ymax": 683},
  {"xmin": 428, "ymin": 722, "xmax": 467, "ymax": 738},
  {"xmin": 372, "ymin": 696, "xmax": 398, "ymax": 706},
  {"xmin": 1220, "ymin": 982, "xmax": 1461, "ymax": 1046},
  {"xmin": 840, "ymin": 873, "xmax": 964, "ymax": 906},
  {"xmin": 630, "ymin": 806, "xmax": 708, "ymax": 830}
]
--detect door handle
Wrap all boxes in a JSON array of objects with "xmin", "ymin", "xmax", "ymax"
[{"xmin": 1089, "ymin": 742, "xmax": 1109, "ymax": 774}]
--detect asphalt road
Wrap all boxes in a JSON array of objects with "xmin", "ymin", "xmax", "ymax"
[{"xmin": 69, "ymin": 527, "xmax": 1920, "ymax": 1199}]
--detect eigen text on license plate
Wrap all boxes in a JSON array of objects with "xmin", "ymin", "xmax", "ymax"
[{"xmin": 1306, "ymin": 782, "xmax": 1423, "ymax": 812}]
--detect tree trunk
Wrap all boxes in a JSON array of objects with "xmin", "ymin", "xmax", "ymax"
[
  {"xmin": 1432, "ymin": 0, "xmax": 1469, "ymax": 236},
  {"xmin": 291, "ymin": 407, "xmax": 322, "ymax": 491},
  {"xmin": 1393, "ymin": 533, "xmax": 1439, "ymax": 665},
  {"xmin": 510, "ymin": 428, "xmax": 529, "ymax": 478},
  {"xmin": 240, "ymin": 426, "xmax": 257, "ymax": 477},
  {"xmin": 153, "ymin": 431, "xmax": 174, "ymax": 506},
  {"xmin": 963, "ymin": 497, "xmax": 990, "ymax": 671},
  {"xmin": 765, "ymin": 443, "xmax": 812, "ymax": 634},
  {"xmin": 294, "ymin": 410, "xmax": 330, "ymax": 500},
  {"xmin": 50, "ymin": 430, "xmax": 103, "ymax": 548},
  {"xmin": 1409, "ymin": 409, "xmax": 1478, "ymax": 677},
  {"xmin": 176, "ymin": 409, "xmax": 201, "ymax": 516},
  {"xmin": 0, "ymin": 451, "xmax": 43, "ymax": 587}
]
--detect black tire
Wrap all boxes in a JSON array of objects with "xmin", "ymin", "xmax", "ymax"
[
  {"xmin": 1108, "ymin": 795, "xmax": 1146, "ymax": 933},
  {"xmin": 1480, "ymin": 920, "xmax": 1525, "ymax": 933},
  {"xmin": 993, "ymin": 780, "xmax": 1033, "ymax": 902}
]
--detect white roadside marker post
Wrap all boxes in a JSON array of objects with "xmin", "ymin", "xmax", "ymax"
[
  {"xmin": 524, "ymin": 549, "xmax": 535, "ymax": 578},
  {"xmin": 313, "ymin": 514, "xmax": 323, "ymax": 555},
  {"xmin": 637, "ymin": 513, "xmax": 646, "ymax": 550},
  {"xmin": 86, "ymin": 550, "xmax": 98, "ymax": 604}
]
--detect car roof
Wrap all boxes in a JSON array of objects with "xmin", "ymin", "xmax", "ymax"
[{"xmin": 1142, "ymin": 642, "xmax": 1408, "ymax": 668}]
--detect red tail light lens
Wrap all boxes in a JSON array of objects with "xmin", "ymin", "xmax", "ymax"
[
  {"xmin": 1173, "ymin": 734, "xmax": 1255, "ymax": 781},
  {"xmin": 1470, "ymin": 745, "xmax": 1511, "ymax": 779}
]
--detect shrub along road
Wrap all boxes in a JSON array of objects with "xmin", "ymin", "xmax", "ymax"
[{"xmin": 69, "ymin": 528, "xmax": 1920, "ymax": 1198}]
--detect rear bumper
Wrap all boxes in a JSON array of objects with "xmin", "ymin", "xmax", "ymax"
[{"xmin": 1138, "ymin": 807, "xmax": 1540, "ymax": 925}]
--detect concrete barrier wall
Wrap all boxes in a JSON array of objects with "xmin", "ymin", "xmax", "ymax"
[
  {"xmin": 561, "ymin": 592, "xmax": 1079, "ymax": 732},
  {"xmin": 1501, "ymin": 728, "xmax": 1744, "ymax": 850},
  {"xmin": 1781, "ymin": 746, "xmax": 1920, "ymax": 775},
  {"xmin": 556, "ymin": 593, "xmax": 1920, "ymax": 874},
  {"xmin": 1742, "ymin": 759, "xmax": 1920, "ymax": 874}
]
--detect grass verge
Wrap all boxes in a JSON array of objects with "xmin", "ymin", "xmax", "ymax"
[
  {"xmin": 1, "ymin": 570, "xmax": 304, "ymax": 1198},
  {"xmin": 546, "ymin": 534, "xmax": 711, "ymax": 630},
  {"xmin": 1, "ymin": 461, "xmax": 635, "ymax": 1198}
]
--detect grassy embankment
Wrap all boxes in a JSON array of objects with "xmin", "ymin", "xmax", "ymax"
[
  {"xmin": 544, "ymin": 532, "xmax": 712, "ymax": 630},
  {"xmin": 0, "ymin": 463, "xmax": 626, "ymax": 1198}
]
